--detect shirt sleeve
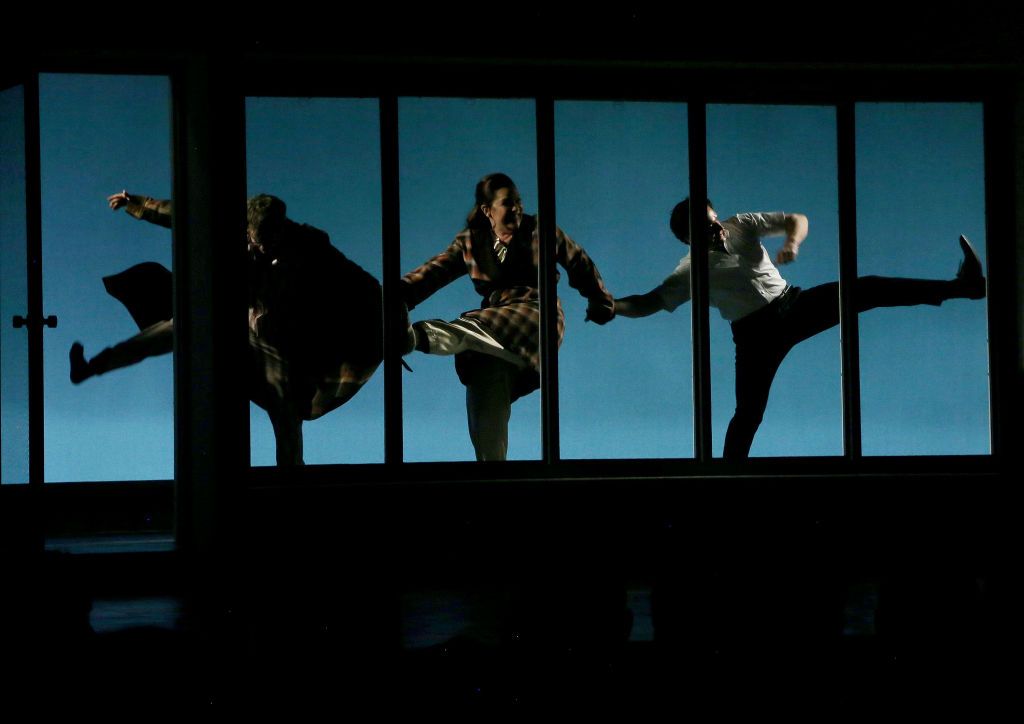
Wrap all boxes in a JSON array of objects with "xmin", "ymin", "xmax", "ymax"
[
  {"xmin": 555, "ymin": 226, "xmax": 614, "ymax": 317},
  {"xmin": 124, "ymin": 196, "xmax": 173, "ymax": 229},
  {"xmin": 654, "ymin": 255, "xmax": 692, "ymax": 312},
  {"xmin": 725, "ymin": 212, "xmax": 787, "ymax": 256},
  {"xmin": 400, "ymin": 235, "xmax": 468, "ymax": 310}
]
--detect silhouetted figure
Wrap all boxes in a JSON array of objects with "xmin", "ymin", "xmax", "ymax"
[
  {"xmin": 69, "ymin": 195, "xmax": 176, "ymax": 384},
  {"xmin": 70, "ymin": 191, "xmax": 383, "ymax": 465},
  {"xmin": 615, "ymin": 198, "xmax": 986, "ymax": 458},
  {"xmin": 400, "ymin": 173, "xmax": 614, "ymax": 460}
]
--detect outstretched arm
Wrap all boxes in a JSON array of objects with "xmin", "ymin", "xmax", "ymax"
[
  {"xmin": 615, "ymin": 291, "xmax": 669, "ymax": 318},
  {"xmin": 617, "ymin": 253, "xmax": 691, "ymax": 319},
  {"xmin": 775, "ymin": 212, "xmax": 808, "ymax": 265},
  {"xmin": 555, "ymin": 227, "xmax": 615, "ymax": 324},
  {"xmin": 108, "ymin": 190, "xmax": 172, "ymax": 229},
  {"xmin": 400, "ymin": 236, "xmax": 468, "ymax": 310}
]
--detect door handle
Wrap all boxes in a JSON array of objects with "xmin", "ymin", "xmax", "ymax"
[{"xmin": 11, "ymin": 314, "xmax": 58, "ymax": 329}]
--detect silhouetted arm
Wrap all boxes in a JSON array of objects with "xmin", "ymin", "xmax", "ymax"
[
  {"xmin": 615, "ymin": 291, "xmax": 670, "ymax": 318},
  {"xmin": 108, "ymin": 190, "xmax": 172, "ymax": 229}
]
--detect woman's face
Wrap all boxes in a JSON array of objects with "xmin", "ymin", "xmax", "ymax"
[{"xmin": 483, "ymin": 187, "xmax": 523, "ymax": 237}]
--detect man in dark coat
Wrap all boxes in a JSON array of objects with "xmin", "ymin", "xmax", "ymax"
[{"xmin": 70, "ymin": 192, "xmax": 383, "ymax": 465}]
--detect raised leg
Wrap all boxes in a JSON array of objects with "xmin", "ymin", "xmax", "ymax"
[
  {"xmin": 411, "ymin": 318, "xmax": 526, "ymax": 368},
  {"xmin": 70, "ymin": 319, "xmax": 174, "ymax": 384}
]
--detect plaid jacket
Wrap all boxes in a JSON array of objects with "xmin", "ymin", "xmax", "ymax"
[
  {"xmin": 125, "ymin": 196, "xmax": 382, "ymax": 420},
  {"xmin": 125, "ymin": 195, "xmax": 173, "ymax": 228},
  {"xmin": 401, "ymin": 214, "xmax": 613, "ymax": 399}
]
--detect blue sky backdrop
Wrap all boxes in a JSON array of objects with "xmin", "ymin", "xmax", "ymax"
[{"xmin": 0, "ymin": 77, "xmax": 990, "ymax": 481}]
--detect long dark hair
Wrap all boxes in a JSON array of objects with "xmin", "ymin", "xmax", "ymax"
[{"xmin": 465, "ymin": 172, "xmax": 519, "ymax": 229}]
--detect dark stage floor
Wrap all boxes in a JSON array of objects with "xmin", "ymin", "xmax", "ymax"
[{"xmin": 1, "ymin": 532, "xmax": 1008, "ymax": 714}]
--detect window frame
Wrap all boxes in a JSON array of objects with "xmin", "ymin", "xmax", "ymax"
[{"xmin": 1, "ymin": 52, "xmax": 1012, "ymax": 547}]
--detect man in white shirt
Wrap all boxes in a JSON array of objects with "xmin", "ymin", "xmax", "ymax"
[{"xmin": 615, "ymin": 198, "xmax": 986, "ymax": 459}]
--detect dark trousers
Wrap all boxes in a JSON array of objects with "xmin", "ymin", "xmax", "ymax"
[{"xmin": 723, "ymin": 275, "xmax": 957, "ymax": 459}]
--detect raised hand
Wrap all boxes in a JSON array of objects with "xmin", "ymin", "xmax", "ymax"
[
  {"xmin": 775, "ymin": 240, "xmax": 800, "ymax": 265},
  {"xmin": 107, "ymin": 190, "xmax": 132, "ymax": 211}
]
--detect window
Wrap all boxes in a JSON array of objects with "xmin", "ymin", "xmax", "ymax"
[
  {"xmin": 707, "ymin": 104, "xmax": 842, "ymax": 457},
  {"xmin": 38, "ymin": 74, "xmax": 174, "ymax": 482},
  {"xmin": 856, "ymin": 103, "xmax": 989, "ymax": 455},
  {"xmin": 555, "ymin": 100, "xmax": 694, "ymax": 459},
  {"xmin": 245, "ymin": 96, "xmax": 385, "ymax": 465},
  {"xmin": 398, "ymin": 97, "xmax": 540, "ymax": 462},
  {"xmin": 2, "ymin": 58, "xmax": 1003, "ymax": 501}
]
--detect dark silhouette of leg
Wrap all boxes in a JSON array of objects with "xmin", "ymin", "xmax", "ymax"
[
  {"xmin": 722, "ymin": 255, "xmax": 980, "ymax": 458},
  {"xmin": 465, "ymin": 356, "xmax": 515, "ymax": 461},
  {"xmin": 268, "ymin": 411, "xmax": 303, "ymax": 467},
  {"xmin": 724, "ymin": 339, "xmax": 788, "ymax": 460},
  {"xmin": 248, "ymin": 332, "xmax": 304, "ymax": 466},
  {"xmin": 776, "ymin": 275, "xmax": 957, "ymax": 351},
  {"xmin": 69, "ymin": 319, "xmax": 174, "ymax": 384}
]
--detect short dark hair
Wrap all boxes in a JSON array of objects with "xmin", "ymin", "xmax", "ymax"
[
  {"xmin": 669, "ymin": 197, "xmax": 714, "ymax": 244},
  {"xmin": 247, "ymin": 193, "xmax": 288, "ymax": 242}
]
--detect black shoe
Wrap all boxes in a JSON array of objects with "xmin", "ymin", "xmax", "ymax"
[
  {"xmin": 403, "ymin": 324, "xmax": 417, "ymax": 356},
  {"xmin": 398, "ymin": 304, "xmax": 415, "ymax": 371},
  {"xmin": 398, "ymin": 303, "xmax": 416, "ymax": 354},
  {"xmin": 69, "ymin": 342, "xmax": 90, "ymax": 384},
  {"xmin": 956, "ymin": 235, "xmax": 986, "ymax": 300}
]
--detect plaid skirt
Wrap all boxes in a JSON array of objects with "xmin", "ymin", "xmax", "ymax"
[{"xmin": 455, "ymin": 286, "xmax": 564, "ymax": 402}]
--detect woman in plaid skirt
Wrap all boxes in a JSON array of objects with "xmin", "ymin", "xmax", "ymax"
[{"xmin": 402, "ymin": 173, "xmax": 615, "ymax": 461}]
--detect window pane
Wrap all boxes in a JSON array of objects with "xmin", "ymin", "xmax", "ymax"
[
  {"xmin": 1, "ymin": 84, "xmax": 28, "ymax": 484},
  {"xmin": 399, "ymin": 98, "xmax": 538, "ymax": 462},
  {"xmin": 856, "ymin": 103, "xmax": 990, "ymax": 455},
  {"xmin": 707, "ymin": 105, "xmax": 841, "ymax": 458},
  {"xmin": 39, "ymin": 74, "xmax": 173, "ymax": 482},
  {"xmin": 555, "ymin": 100, "xmax": 693, "ymax": 459},
  {"xmin": 245, "ymin": 97, "xmax": 384, "ymax": 466}
]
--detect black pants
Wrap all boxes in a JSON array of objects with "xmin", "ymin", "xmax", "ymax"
[{"xmin": 723, "ymin": 275, "xmax": 957, "ymax": 459}]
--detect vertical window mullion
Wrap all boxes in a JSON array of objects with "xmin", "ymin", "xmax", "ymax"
[
  {"xmin": 23, "ymin": 72, "xmax": 43, "ymax": 489},
  {"xmin": 536, "ymin": 96, "xmax": 560, "ymax": 464},
  {"xmin": 687, "ymin": 101, "xmax": 713, "ymax": 463},
  {"xmin": 379, "ymin": 95, "xmax": 404, "ymax": 465},
  {"xmin": 982, "ymin": 96, "xmax": 1010, "ymax": 459},
  {"xmin": 837, "ymin": 102, "xmax": 863, "ymax": 460},
  {"xmin": 19, "ymin": 71, "xmax": 44, "ymax": 552},
  {"xmin": 172, "ymin": 56, "xmax": 248, "ymax": 556}
]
